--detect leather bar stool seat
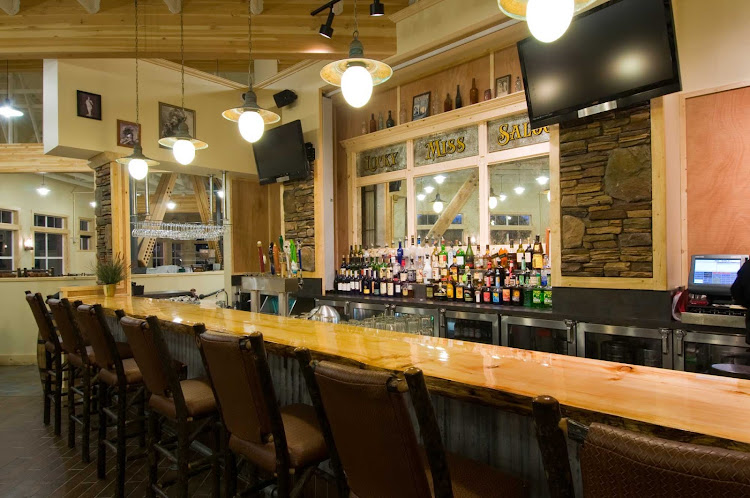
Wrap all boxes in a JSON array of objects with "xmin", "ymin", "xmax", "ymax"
[
  {"xmin": 69, "ymin": 343, "xmax": 133, "ymax": 369},
  {"xmin": 227, "ymin": 403, "xmax": 328, "ymax": 473},
  {"xmin": 422, "ymin": 451, "xmax": 528, "ymax": 498},
  {"xmin": 148, "ymin": 377, "xmax": 217, "ymax": 420},
  {"xmin": 97, "ymin": 357, "xmax": 144, "ymax": 386}
]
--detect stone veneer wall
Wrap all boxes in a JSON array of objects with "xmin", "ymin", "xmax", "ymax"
[
  {"xmin": 560, "ymin": 102, "xmax": 653, "ymax": 278},
  {"xmin": 94, "ymin": 165, "xmax": 113, "ymax": 261},
  {"xmin": 283, "ymin": 164, "xmax": 315, "ymax": 271}
]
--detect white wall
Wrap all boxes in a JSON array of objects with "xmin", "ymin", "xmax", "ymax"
[
  {"xmin": 0, "ymin": 173, "xmax": 96, "ymax": 274},
  {"xmin": 131, "ymin": 271, "xmax": 225, "ymax": 297}
]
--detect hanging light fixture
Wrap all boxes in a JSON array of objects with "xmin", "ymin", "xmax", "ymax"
[
  {"xmin": 319, "ymin": 0, "xmax": 392, "ymax": 108},
  {"xmin": 423, "ymin": 185, "xmax": 435, "ymax": 194},
  {"xmin": 417, "ymin": 193, "xmax": 426, "ymax": 201},
  {"xmin": 117, "ymin": 0, "xmax": 159, "ymax": 179},
  {"xmin": 319, "ymin": 8, "xmax": 335, "ymax": 38},
  {"xmin": 434, "ymin": 175, "xmax": 446, "ymax": 185},
  {"xmin": 497, "ymin": 0, "xmax": 594, "ymax": 43},
  {"xmin": 536, "ymin": 174, "xmax": 549, "ymax": 185},
  {"xmin": 488, "ymin": 188, "xmax": 498, "ymax": 210},
  {"xmin": 167, "ymin": 200, "xmax": 176, "ymax": 210},
  {"xmin": 514, "ymin": 173, "xmax": 525, "ymax": 195},
  {"xmin": 158, "ymin": 5, "xmax": 208, "ymax": 164},
  {"xmin": 222, "ymin": 0, "xmax": 280, "ymax": 143},
  {"xmin": 369, "ymin": 0, "xmax": 384, "ymax": 16},
  {"xmin": 432, "ymin": 192, "xmax": 444, "ymax": 214},
  {"xmin": 0, "ymin": 61, "xmax": 23, "ymax": 119},
  {"xmin": 498, "ymin": 176, "xmax": 507, "ymax": 202},
  {"xmin": 36, "ymin": 174, "xmax": 50, "ymax": 196}
]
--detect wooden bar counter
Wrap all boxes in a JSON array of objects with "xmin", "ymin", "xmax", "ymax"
[{"xmin": 83, "ymin": 295, "xmax": 750, "ymax": 450}]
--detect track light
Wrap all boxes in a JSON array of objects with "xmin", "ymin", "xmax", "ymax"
[
  {"xmin": 319, "ymin": 8, "xmax": 335, "ymax": 38},
  {"xmin": 369, "ymin": 0, "xmax": 384, "ymax": 16}
]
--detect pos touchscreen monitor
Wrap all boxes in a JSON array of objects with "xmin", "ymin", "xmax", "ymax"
[{"xmin": 688, "ymin": 255, "xmax": 748, "ymax": 296}]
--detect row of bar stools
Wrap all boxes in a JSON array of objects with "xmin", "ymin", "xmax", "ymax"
[
  {"xmin": 295, "ymin": 349, "xmax": 528, "ymax": 498},
  {"xmin": 25, "ymin": 291, "xmax": 66, "ymax": 436},
  {"xmin": 47, "ymin": 297, "xmax": 97, "ymax": 462},
  {"xmin": 75, "ymin": 303, "xmax": 147, "ymax": 498},
  {"xmin": 119, "ymin": 314, "xmax": 220, "ymax": 498},
  {"xmin": 195, "ymin": 330, "xmax": 328, "ymax": 498}
]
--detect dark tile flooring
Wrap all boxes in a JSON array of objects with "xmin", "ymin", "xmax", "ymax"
[{"xmin": 0, "ymin": 365, "xmax": 217, "ymax": 498}]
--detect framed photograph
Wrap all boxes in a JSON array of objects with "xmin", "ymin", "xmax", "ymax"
[
  {"xmin": 116, "ymin": 120, "xmax": 140, "ymax": 148},
  {"xmin": 412, "ymin": 92, "xmax": 430, "ymax": 121},
  {"xmin": 158, "ymin": 102, "xmax": 196, "ymax": 146},
  {"xmin": 77, "ymin": 90, "xmax": 102, "ymax": 120},
  {"xmin": 495, "ymin": 74, "xmax": 511, "ymax": 98}
]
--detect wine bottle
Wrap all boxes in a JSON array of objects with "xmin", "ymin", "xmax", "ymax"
[
  {"xmin": 386, "ymin": 110, "xmax": 395, "ymax": 128},
  {"xmin": 369, "ymin": 113, "xmax": 377, "ymax": 133},
  {"xmin": 455, "ymin": 85, "xmax": 463, "ymax": 109},
  {"xmin": 465, "ymin": 239, "xmax": 474, "ymax": 269},
  {"xmin": 469, "ymin": 78, "xmax": 479, "ymax": 105}
]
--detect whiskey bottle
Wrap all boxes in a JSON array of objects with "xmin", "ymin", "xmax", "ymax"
[{"xmin": 532, "ymin": 234, "xmax": 544, "ymax": 270}]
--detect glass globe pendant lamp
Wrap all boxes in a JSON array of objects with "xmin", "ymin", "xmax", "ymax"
[
  {"xmin": 116, "ymin": 0, "xmax": 159, "ymax": 178},
  {"xmin": 158, "ymin": 5, "xmax": 208, "ymax": 164},
  {"xmin": 497, "ymin": 0, "xmax": 595, "ymax": 43},
  {"xmin": 432, "ymin": 192, "xmax": 444, "ymax": 214},
  {"xmin": 222, "ymin": 0, "xmax": 280, "ymax": 143},
  {"xmin": 320, "ymin": 0, "xmax": 392, "ymax": 108}
]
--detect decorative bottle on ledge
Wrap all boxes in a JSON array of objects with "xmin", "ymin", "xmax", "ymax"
[
  {"xmin": 515, "ymin": 76, "xmax": 523, "ymax": 92},
  {"xmin": 369, "ymin": 113, "xmax": 377, "ymax": 133},
  {"xmin": 469, "ymin": 78, "xmax": 479, "ymax": 105},
  {"xmin": 386, "ymin": 110, "xmax": 395, "ymax": 128},
  {"xmin": 444, "ymin": 93, "xmax": 453, "ymax": 112},
  {"xmin": 361, "ymin": 121, "xmax": 367, "ymax": 135},
  {"xmin": 455, "ymin": 85, "xmax": 463, "ymax": 109},
  {"xmin": 377, "ymin": 111, "xmax": 384, "ymax": 130}
]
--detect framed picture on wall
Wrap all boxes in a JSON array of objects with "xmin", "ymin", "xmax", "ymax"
[
  {"xmin": 495, "ymin": 74, "xmax": 511, "ymax": 98},
  {"xmin": 76, "ymin": 90, "xmax": 102, "ymax": 120},
  {"xmin": 158, "ymin": 102, "xmax": 196, "ymax": 146},
  {"xmin": 412, "ymin": 92, "xmax": 430, "ymax": 121},
  {"xmin": 116, "ymin": 120, "xmax": 140, "ymax": 148}
]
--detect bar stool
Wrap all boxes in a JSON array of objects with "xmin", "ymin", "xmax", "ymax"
[
  {"xmin": 295, "ymin": 349, "xmax": 528, "ymax": 498},
  {"xmin": 75, "ymin": 304, "xmax": 147, "ymax": 498},
  {"xmin": 25, "ymin": 290, "xmax": 65, "ymax": 436},
  {"xmin": 119, "ymin": 314, "xmax": 220, "ymax": 498},
  {"xmin": 196, "ymin": 331, "xmax": 328, "ymax": 498},
  {"xmin": 532, "ymin": 395, "xmax": 750, "ymax": 498},
  {"xmin": 47, "ymin": 297, "xmax": 98, "ymax": 462}
]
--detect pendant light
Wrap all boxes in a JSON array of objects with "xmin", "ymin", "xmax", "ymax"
[
  {"xmin": 222, "ymin": 0, "xmax": 280, "ymax": 143},
  {"xmin": 498, "ymin": 176, "xmax": 507, "ymax": 202},
  {"xmin": 432, "ymin": 192, "xmax": 444, "ymax": 214},
  {"xmin": 0, "ymin": 61, "xmax": 23, "ymax": 119},
  {"xmin": 497, "ymin": 0, "xmax": 594, "ymax": 43},
  {"xmin": 158, "ymin": 5, "xmax": 208, "ymax": 164},
  {"xmin": 37, "ymin": 173, "xmax": 50, "ymax": 196},
  {"xmin": 488, "ymin": 188, "xmax": 498, "ymax": 210},
  {"xmin": 319, "ymin": 0, "xmax": 392, "ymax": 108},
  {"xmin": 117, "ymin": 0, "xmax": 159, "ymax": 180}
]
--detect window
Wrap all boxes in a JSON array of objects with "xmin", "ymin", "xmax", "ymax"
[
  {"xmin": 0, "ymin": 229, "xmax": 13, "ymax": 271},
  {"xmin": 359, "ymin": 181, "xmax": 406, "ymax": 248},
  {"xmin": 152, "ymin": 242, "xmax": 165, "ymax": 268},
  {"xmin": 80, "ymin": 219, "xmax": 92, "ymax": 232},
  {"xmin": 171, "ymin": 243, "xmax": 183, "ymax": 265},
  {"xmin": 415, "ymin": 169, "xmax": 478, "ymax": 244},
  {"xmin": 34, "ymin": 214, "xmax": 64, "ymax": 229},
  {"xmin": 78, "ymin": 218, "xmax": 94, "ymax": 252},
  {"xmin": 0, "ymin": 209, "xmax": 14, "ymax": 224},
  {"xmin": 34, "ymin": 232, "xmax": 64, "ymax": 275},
  {"xmin": 80, "ymin": 235, "xmax": 91, "ymax": 251}
]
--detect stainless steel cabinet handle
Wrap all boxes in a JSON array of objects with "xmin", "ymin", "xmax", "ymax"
[
  {"xmin": 344, "ymin": 301, "xmax": 350, "ymax": 318},
  {"xmin": 674, "ymin": 329, "xmax": 685, "ymax": 357},
  {"xmin": 659, "ymin": 328, "xmax": 670, "ymax": 355},
  {"xmin": 564, "ymin": 319, "xmax": 576, "ymax": 344},
  {"xmin": 439, "ymin": 308, "xmax": 446, "ymax": 328}
]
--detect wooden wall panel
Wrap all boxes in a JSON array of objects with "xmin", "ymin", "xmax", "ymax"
[
  {"xmin": 231, "ymin": 177, "xmax": 272, "ymax": 274},
  {"xmin": 399, "ymin": 56, "xmax": 491, "ymax": 124},
  {"xmin": 686, "ymin": 86, "xmax": 750, "ymax": 259},
  {"xmin": 493, "ymin": 45, "xmax": 523, "ymax": 96}
]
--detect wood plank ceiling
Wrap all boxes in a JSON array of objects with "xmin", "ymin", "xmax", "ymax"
[{"xmin": 0, "ymin": 0, "xmax": 408, "ymax": 71}]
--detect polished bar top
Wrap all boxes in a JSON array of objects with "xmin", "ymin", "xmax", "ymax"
[{"xmin": 85, "ymin": 295, "xmax": 750, "ymax": 446}]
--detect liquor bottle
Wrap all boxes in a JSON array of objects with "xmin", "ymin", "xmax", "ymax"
[
  {"xmin": 484, "ymin": 264, "xmax": 495, "ymax": 288},
  {"xmin": 369, "ymin": 113, "xmax": 377, "ymax": 133},
  {"xmin": 465, "ymin": 239, "xmax": 474, "ymax": 269},
  {"xmin": 474, "ymin": 244, "xmax": 484, "ymax": 270},
  {"xmin": 386, "ymin": 110, "xmax": 395, "ymax": 128},
  {"xmin": 387, "ymin": 270, "xmax": 395, "ymax": 297},
  {"xmin": 378, "ymin": 112, "xmax": 384, "ymax": 131},
  {"xmin": 449, "ymin": 257, "xmax": 459, "ymax": 283},
  {"xmin": 363, "ymin": 269, "xmax": 371, "ymax": 295},
  {"xmin": 511, "ymin": 277, "xmax": 523, "ymax": 306},
  {"xmin": 516, "ymin": 241, "xmax": 525, "ymax": 271},
  {"xmin": 492, "ymin": 284, "xmax": 502, "ymax": 304},
  {"xmin": 289, "ymin": 239, "xmax": 298, "ymax": 276},
  {"xmin": 407, "ymin": 257, "xmax": 416, "ymax": 283},
  {"xmin": 455, "ymin": 276, "xmax": 465, "ymax": 302},
  {"xmin": 435, "ymin": 281, "xmax": 447, "ymax": 300},
  {"xmin": 469, "ymin": 78, "xmax": 479, "ymax": 105},
  {"xmin": 455, "ymin": 241, "xmax": 465, "ymax": 267},
  {"xmin": 361, "ymin": 121, "xmax": 368, "ymax": 135},
  {"xmin": 455, "ymin": 85, "xmax": 463, "ymax": 109},
  {"xmin": 379, "ymin": 268, "xmax": 388, "ymax": 296},
  {"xmin": 439, "ymin": 240, "xmax": 448, "ymax": 279},
  {"xmin": 423, "ymin": 255, "xmax": 432, "ymax": 284},
  {"xmin": 372, "ymin": 268, "xmax": 381, "ymax": 296},
  {"xmin": 543, "ymin": 273, "xmax": 553, "ymax": 309},
  {"xmin": 524, "ymin": 239, "xmax": 533, "ymax": 269},
  {"xmin": 425, "ymin": 279, "xmax": 435, "ymax": 299},
  {"xmin": 397, "ymin": 240, "xmax": 404, "ymax": 267},
  {"xmin": 482, "ymin": 284, "xmax": 492, "ymax": 304},
  {"xmin": 532, "ymin": 234, "xmax": 544, "ymax": 270},
  {"xmin": 444, "ymin": 93, "xmax": 453, "ymax": 112},
  {"xmin": 394, "ymin": 272, "xmax": 402, "ymax": 296},
  {"xmin": 446, "ymin": 278, "xmax": 455, "ymax": 301},
  {"xmin": 502, "ymin": 277, "xmax": 512, "ymax": 305},
  {"xmin": 464, "ymin": 276, "xmax": 475, "ymax": 303}
]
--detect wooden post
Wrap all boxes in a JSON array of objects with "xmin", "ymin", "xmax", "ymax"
[
  {"xmin": 531, "ymin": 395, "xmax": 575, "ymax": 498},
  {"xmin": 189, "ymin": 175, "xmax": 223, "ymax": 264},
  {"xmin": 427, "ymin": 170, "xmax": 479, "ymax": 240},
  {"xmin": 137, "ymin": 173, "xmax": 177, "ymax": 267}
]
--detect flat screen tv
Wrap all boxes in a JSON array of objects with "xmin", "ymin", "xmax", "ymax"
[
  {"xmin": 253, "ymin": 119, "xmax": 309, "ymax": 185},
  {"xmin": 518, "ymin": 0, "xmax": 681, "ymax": 129}
]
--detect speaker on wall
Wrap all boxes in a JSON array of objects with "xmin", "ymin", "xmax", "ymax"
[{"xmin": 273, "ymin": 90, "xmax": 298, "ymax": 108}]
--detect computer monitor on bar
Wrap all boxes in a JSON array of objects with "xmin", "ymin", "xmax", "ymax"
[{"xmin": 688, "ymin": 255, "xmax": 749, "ymax": 297}]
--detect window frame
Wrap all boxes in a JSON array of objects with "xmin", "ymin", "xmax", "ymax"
[{"xmin": 0, "ymin": 208, "xmax": 20, "ymax": 271}]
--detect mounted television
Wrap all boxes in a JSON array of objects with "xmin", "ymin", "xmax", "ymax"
[
  {"xmin": 518, "ymin": 0, "xmax": 681, "ymax": 129},
  {"xmin": 253, "ymin": 119, "xmax": 310, "ymax": 185}
]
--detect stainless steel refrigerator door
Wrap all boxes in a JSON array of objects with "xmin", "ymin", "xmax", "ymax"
[
  {"xmin": 501, "ymin": 316, "xmax": 576, "ymax": 356},
  {"xmin": 673, "ymin": 329, "xmax": 749, "ymax": 373},
  {"xmin": 349, "ymin": 301, "xmax": 389, "ymax": 321},
  {"xmin": 577, "ymin": 322, "xmax": 672, "ymax": 369},
  {"xmin": 440, "ymin": 309, "xmax": 500, "ymax": 345},
  {"xmin": 393, "ymin": 305, "xmax": 440, "ymax": 337}
]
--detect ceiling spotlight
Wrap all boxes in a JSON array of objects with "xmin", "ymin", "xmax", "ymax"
[
  {"xmin": 167, "ymin": 201, "xmax": 176, "ymax": 210},
  {"xmin": 434, "ymin": 174, "xmax": 446, "ymax": 184},
  {"xmin": 319, "ymin": 8, "xmax": 335, "ymax": 38},
  {"xmin": 417, "ymin": 193, "xmax": 426, "ymax": 201},
  {"xmin": 423, "ymin": 185, "xmax": 435, "ymax": 194},
  {"xmin": 514, "ymin": 185, "xmax": 525, "ymax": 195},
  {"xmin": 36, "ymin": 173, "xmax": 50, "ymax": 196},
  {"xmin": 369, "ymin": 0, "xmax": 384, "ymax": 16},
  {"xmin": 536, "ymin": 175, "xmax": 549, "ymax": 185}
]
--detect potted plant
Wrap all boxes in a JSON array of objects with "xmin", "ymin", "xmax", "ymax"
[{"xmin": 95, "ymin": 254, "xmax": 127, "ymax": 297}]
